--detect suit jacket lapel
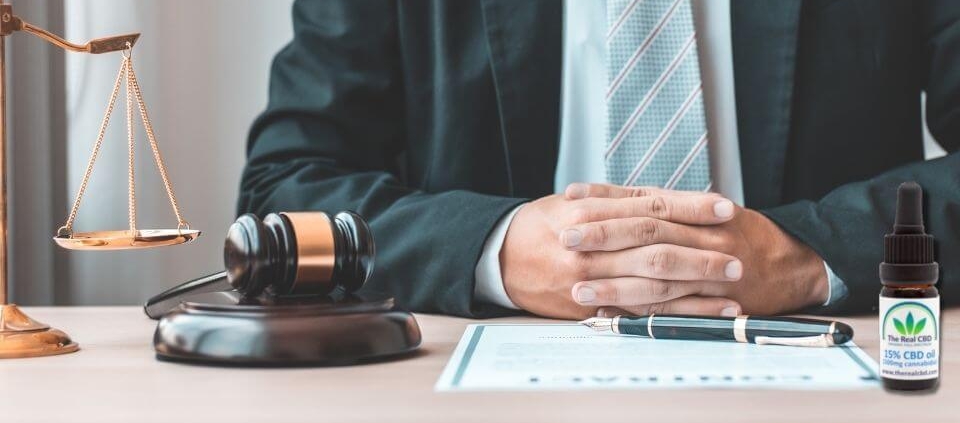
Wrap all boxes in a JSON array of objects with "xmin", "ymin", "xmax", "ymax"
[
  {"xmin": 480, "ymin": 0, "xmax": 562, "ymax": 197},
  {"xmin": 731, "ymin": 0, "xmax": 802, "ymax": 208}
]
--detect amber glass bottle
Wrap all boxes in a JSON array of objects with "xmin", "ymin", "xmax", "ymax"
[{"xmin": 879, "ymin": 182, "xmax": 939, "ymax": 391}]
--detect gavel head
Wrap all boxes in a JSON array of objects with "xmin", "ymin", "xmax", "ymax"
[{"xmin": 223, "ymin": 211, "xmax": 375, "ymax": 298}]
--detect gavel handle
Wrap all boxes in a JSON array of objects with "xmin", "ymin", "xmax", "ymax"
[{"xmin": 143, "ymin": 271, "xmax": 230, "ymax": 320}]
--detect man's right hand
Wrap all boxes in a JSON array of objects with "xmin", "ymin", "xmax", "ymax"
[{"xmin": 499, "ymin": 191, "xmax": 744, "ymax": 319}]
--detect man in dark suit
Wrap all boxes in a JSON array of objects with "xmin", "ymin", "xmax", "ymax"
[{"xmin": 238, "ymin": 0, "xmax": 960, "ymax": 319}]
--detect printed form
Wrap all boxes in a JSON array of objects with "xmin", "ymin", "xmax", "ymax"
[{"xmin": 436, "ymin": 324, "xmax": 879, "ymax": 391}]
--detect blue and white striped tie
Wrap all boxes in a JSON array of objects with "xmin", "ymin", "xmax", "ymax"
[{"xmin": 605, "ymin": 0, "xmax": 711, "ymax": 191}]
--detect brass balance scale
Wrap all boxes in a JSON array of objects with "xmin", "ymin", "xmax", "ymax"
[{"xmin": 0, "ymin": 3, "xmax": 199, "ymax": 358}]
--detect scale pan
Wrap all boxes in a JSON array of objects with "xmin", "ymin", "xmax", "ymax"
[{"xmin": 53, "ymin": 229, "xmax": 201, "ymax": 251}]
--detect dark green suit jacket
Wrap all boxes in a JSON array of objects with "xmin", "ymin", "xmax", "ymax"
[{"xmin": 239, "ymin": 0, "xmax": 960, "ymax": 317}]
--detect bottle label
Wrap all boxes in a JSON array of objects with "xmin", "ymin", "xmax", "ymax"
[{"xmin": 879, "ymin": 296, "xmax": 940, "ymax": 380}]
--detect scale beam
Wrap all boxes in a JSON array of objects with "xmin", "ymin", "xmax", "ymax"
[{"xmin": 1, "ymin": 4, "xmax": 139, "ymax": 54}]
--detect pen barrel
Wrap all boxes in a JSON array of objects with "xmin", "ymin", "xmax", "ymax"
[
  {"xmin": 618, "ymin": 315, "xmax": 849, "ymax": 344},
  {"xmin": 742, "ymin": 316, "xmax": 841, "ymax": 343},
  {"xmin": 647, "ymin": 315, "xmax": 736, "ymax": 341}
]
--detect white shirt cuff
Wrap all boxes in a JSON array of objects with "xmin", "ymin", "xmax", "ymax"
[
  {"xmin": 822, "ymin": 261, "xmax": 849, "ymax": 306},
  {"xmin": 473, "ymin": 205, "xmax": 525, "ymax": 309}
]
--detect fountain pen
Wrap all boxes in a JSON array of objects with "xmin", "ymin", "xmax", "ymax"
[{"xmin": 580, "ymin": 314, "xmax": 853, "ymax": 347}]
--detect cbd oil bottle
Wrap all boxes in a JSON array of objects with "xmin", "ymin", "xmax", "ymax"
[{"xmin": 879, "ymin": 182, "xmax": 939, "ymax": 391}]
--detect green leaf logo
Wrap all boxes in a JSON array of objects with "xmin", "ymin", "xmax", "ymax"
[
  {"xmin": 912, "ymin": 318, "xmax": 926, "ymax": 335},
  {"xmin": 893, "ymin": 317, "xmax": 907, "ymax": 335},
  {"xmin": 893, "ymin": 312, "xmax": 928, "ymax": 335}
]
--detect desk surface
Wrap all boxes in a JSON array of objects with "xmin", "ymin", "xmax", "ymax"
[{"xmin": 1, "ymin": 307, "xmax": 957, "ymax": 423}]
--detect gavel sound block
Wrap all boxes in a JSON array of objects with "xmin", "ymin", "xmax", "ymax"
[{"xmin": 145, "ymin": 212, "xmax": 422, "ymax": 366}]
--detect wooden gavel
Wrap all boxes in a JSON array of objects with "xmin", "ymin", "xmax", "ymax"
[{"xmin": 144, "ymin": 211, "xmax": 375, "ymax": 318}]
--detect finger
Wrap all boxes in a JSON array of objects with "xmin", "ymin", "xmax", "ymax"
[
  {"xmin": 582, "ymin": 244, "xmax": 743, "ymax": 281},
  {"xmin": 571, "ymin": 278, "xmax": 705, "ymax": 307},
  {"xmin": 562, "ymin": 217, "xmax": 716, "ymax": 252},
  {"xmin": 565, "ymin": 183, "xmax": 717, "ymax": 200},
  {"xmin": 569, "ymin": 195, "xmax": 736, "ymax": 226},
  {"xmin": 596, "ymin": 307, "xmax": 629, "ymax": 318},
  {"xmin": 597, "ymin": 296, "xmax": 742, "ymax": 317}
]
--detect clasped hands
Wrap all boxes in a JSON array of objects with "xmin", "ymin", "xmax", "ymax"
[{"xmin": 499, "ymin": 183, "xmax": 830, "ymax": 319}]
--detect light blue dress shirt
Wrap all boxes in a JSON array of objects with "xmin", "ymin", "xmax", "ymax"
[{"xmin": 474, "ymin": 0, "xmax": 848, "ymax": 310}]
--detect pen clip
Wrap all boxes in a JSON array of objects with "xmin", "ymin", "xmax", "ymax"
[{"xmin": 754, "ymin": 334, "xmax": 834, "ymax": 348}]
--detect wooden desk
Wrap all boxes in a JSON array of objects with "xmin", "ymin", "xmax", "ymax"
[{"xmin": 1, "ymin": 307, "xmax": 956, "ymax": 423}]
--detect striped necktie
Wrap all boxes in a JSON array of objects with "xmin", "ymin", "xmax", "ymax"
[{"xmin": 605, "ymin": 0, "xmax": 711, "ymax": 191}]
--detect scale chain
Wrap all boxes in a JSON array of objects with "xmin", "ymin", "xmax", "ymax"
[
  {"xmin": 57, "ymin": 54, "xmax": 126, "ymax": 237},
  {"xmin": 125, "ymin": 55, "xmax": 136, "ymax": 232},
  {"xmin": 126, "ymin": 54, "xmax": 188, "ymax": 229},
  {"xmin": 58, "ymin": 44, "xmax": 189, "ymax": 237}
]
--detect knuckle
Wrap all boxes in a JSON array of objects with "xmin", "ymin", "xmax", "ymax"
[
  {"xmin": 629, "ymin": 187, "xmax": 648, "ymax": 198},
  {"xmin": 647, "ymin": 247, "xmax": 675, "ymax": 276},
  {"xmin": 710, "ymin": 232, "xmax": 733, "ymax": 252},
  {"xmin": 568, "ymin": 207, "xmax": 592, "ymax": 224},
  {"xmin": 559, "ymin": 252, "xmax": 578, "ymax": 272},
  {"xmin": 648, "ymin": 196, "xmax": 669, "ymax": 218},
  {"xmin": 642, "ymin": 281, "xmax": 672, "ymax": 302},
  {"xmin": 707, "ymin": 233, "xmax": 725, "ymax": 250},
  {"xmin": 633, "ymin": 218, "xmax": 660, "ymax": 244},
  {"xmin": 597, "ymin": 283, "xmax": 620, "ymax": 305},
  {"xmin": 562, "ymin": 252, "xmax": 592, "ymax": 279},
  {"xmin": 591, "ymin": 223, "xmax": 610, "ymax": 247},
  {"xmin": 581, "ymin": 184, "xmax": 599, "ymax": 197},
  {"xmin": 683, "ymin": 201, "xmax": 701, "ymax": 221},
  {"xmin": 699, "ymin": 254, "xmax": 715, "ymax": 280}
]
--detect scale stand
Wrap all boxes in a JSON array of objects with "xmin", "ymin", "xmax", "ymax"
[{"xmin": 0, "ymin": 2, "xmax": 199, "ymax": 358}]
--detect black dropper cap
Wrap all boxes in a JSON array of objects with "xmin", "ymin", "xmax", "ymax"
[{"xmin": 879, "ymin": 182, "xmax": 938, "ymax": 286}]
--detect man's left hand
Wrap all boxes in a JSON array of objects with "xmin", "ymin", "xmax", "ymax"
[{"xmin": 563, "ymin": 183, "xmax": 830, "ymax": 316}]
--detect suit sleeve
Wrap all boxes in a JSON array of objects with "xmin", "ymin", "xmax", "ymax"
[
  {"xmin": 761, "ymin": 1, "xmax": 960, "ymax": 313},
  {"xmin": 238, "ymin": 0, "xmax": 525, "ymax": 317}
]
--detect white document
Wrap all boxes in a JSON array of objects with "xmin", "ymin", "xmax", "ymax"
[{"xmin": 436, "ymin": 324, "xmax": 879, "ymax": 391}]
